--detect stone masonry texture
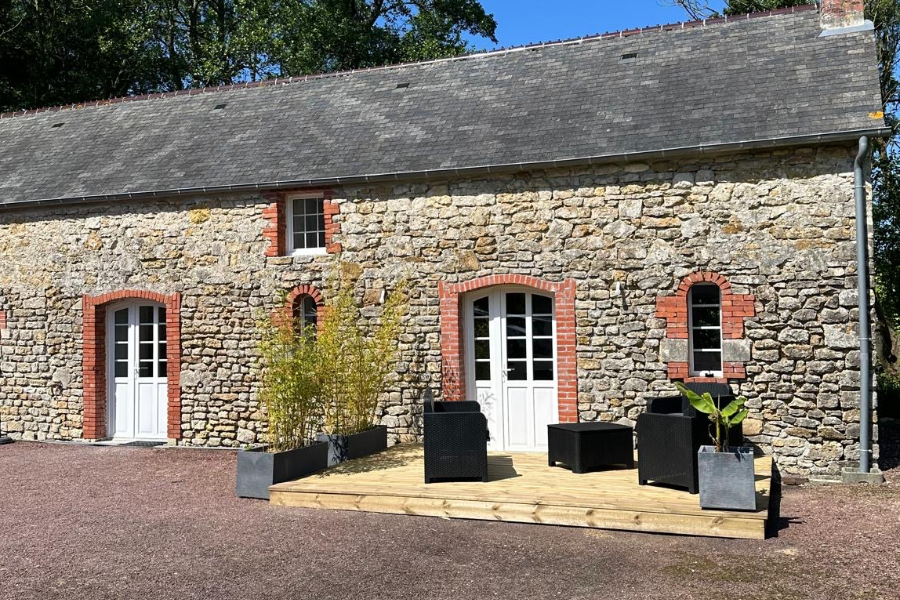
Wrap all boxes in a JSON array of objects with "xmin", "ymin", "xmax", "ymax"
[{"xmin": 0, "ymin": 144, "xmax": 877, "ymax": 477}]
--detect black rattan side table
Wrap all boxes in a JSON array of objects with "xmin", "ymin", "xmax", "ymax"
[{"xmin": 547, "ymin": 423, "xmax": 634, "ymax": 473}]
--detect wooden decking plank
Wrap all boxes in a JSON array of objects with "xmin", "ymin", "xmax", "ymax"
[{"xmin": 269, "ymin": 444, "xmax": 771, "ymax": 538}]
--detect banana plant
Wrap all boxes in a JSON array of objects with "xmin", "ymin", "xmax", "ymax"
[{"xmin": 674, "ymin": 382, "xmax": 749, "ymax": 452}]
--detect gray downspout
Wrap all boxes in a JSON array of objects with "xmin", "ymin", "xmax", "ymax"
[{"xmin": 854, "ymin": 135, "xmax": 872, "ymax": 473}]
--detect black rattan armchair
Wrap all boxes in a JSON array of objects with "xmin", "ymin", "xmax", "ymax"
[
  {"xmin": 423, "ymin": 395, "xmax": 489, "ymax": 483},
  {"xmin": 636, "ymin": 384, "xmax": 743, "ymax": 494}
]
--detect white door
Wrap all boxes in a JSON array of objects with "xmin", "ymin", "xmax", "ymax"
[
  {"xmin": 107, "ymin": 303, "xmax": 168, "ymax": 440},
  {"xmin": 465, "ymin": 289, "xmax": 558, "ymax": 452}
]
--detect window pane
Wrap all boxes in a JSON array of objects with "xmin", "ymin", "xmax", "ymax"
[
  {"xmin": 115, "ymin": 362, "xmax": 128, "ymax": 378},
  {"xmin": 139, "ymin": 306, "xmax": 154, "ymax": 324},
  {"xmin": 139, "ymin": 325, "xmax": 154, "ymax": 343},
  {"xmin": 693, "ymin": 328, "xmax": 721, "ymax": 350},
  {"xmin": 139, "ymin": 362, "xmax": 153, "ymax": 378},
  {"xmin": 473, "ymin": 297, "xmax": 489, "ymax": 317},
  {"xmin": 475, "ymin": 340, "xmax": 491, "ymax": 360},
  {"xmin": 158, "ymin": 342, "xmax": 167, "ymax": 361},
  {"xmin": 115, "ymin": 343, "xmax": 128, "ymax": 360},
  {"xmin": 293, "ymin": 232, "xmax": 306, "ymax": 250},
  {"xmin": 691, "ymin": 285, "xmax": 720, "ymax": 305},
  {"xmin": 318, "ymin": 231, "xmax": 326, "ymax": 247},
  {"xmin": 534, "ymin": 361, "xmax": 554, "ymax": 381},
  {"xmin": 159, "ymin": 360, "xmax": 168, "ymax": 378},
  {"xmin": 158, "ymin": 324, "xmax": 166, "ymax": 341},
  {"xmin": 533, "ymin": 295, "xmax": 552, "ymax": 315},
  {"xmin": 507, "ymin": 338, "xmax": 526, "ymax": 359},
  {"xmin": 158, "ymin": 307, "xmax": 166, "ymax": 322},
  {"xmin": 293, "ymin": 215, "xmax": 305, "ymax": 234},
  {"xmin": 306, "ymin": 231, "xmax": 319, "ymax": 248},
  {"xmin": 114, "ymin": 309, "xmax": 128, "ymax": 325},
  {"xmin": 474, "ymin": 318, "xmax": 490, "ymax": 338},
  {"xmin": 305, "ymin": 214, "xmax": 320, "ymax": 231},
  {"xmin": 506, "ymin": 317, "xmax": 526, "ymax": 337},
  {"xmin": 506, "ymin": 360, "xmax": 527, "ymax": 380},
  {"xmin": 533, "ymin": 316, "xmax": 552, "ymax": 337},
  {"xmin": 305, "ymin": 198, "xmax": 321, "ymax": 214},
  {"xmin": 533, "ymin": 338, "xmax": 553, "ymax": 360},
  {"xmin": 115, "ymin": 325, "xmax": 128, "ymax": 343},
  {"xmin": 692, "ymin": 306, "xmax": 719, "ymax": 328},
  {"xmin": 139, "ymin": 343, "xmax": 153, "ymax": 361},
  {"xmin": 693, "ymin": 351, "xmax": 722, "ymax": 373},
  {"xmin": 475, "ymin": 361, "xmax": 491, "ymax": 381},
  {"xmin": 506, "ymin": 293, "xmax": 525, "ymax": 315}
]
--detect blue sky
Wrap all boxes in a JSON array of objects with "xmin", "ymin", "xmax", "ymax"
[{"xmin": 468, "ymin": 0, "xmax": 729, "ymax": 50}]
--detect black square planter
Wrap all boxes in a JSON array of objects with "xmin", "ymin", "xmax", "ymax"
[
  {"xmin": 316, "ymin": 425, "xmax": 388, "ymax": 466},
  {"xmin": 236, "ymin": 441, "xmax": 328, "ymax": 500}
]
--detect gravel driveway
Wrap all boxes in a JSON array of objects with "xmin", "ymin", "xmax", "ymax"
[{"xmin": 2, "ymin": 439, "xmax": 899, "ymax": 600}]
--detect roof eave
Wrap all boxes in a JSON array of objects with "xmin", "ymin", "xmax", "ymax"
[{"xmin": 0, "ymin": 126, "xmax": 891, "ymax": 212}]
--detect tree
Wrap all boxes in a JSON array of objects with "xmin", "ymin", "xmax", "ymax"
[{"xmin": 0, "ymin": 0, "xmax": 497, "ymax": 112}]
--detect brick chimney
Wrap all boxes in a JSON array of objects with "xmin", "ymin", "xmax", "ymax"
[{"xmin": 820, "ymin": 0, "xmax": 865, "ymax": 29}]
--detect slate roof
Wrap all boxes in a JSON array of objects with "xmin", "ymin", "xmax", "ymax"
[{"xmin": 0, "ymin": 6, "xmax": 887, "ymax": 208}]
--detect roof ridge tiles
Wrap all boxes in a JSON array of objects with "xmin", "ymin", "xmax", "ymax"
[{"xmin": 0, "ymin": 3, "xmax": 819, "ymax": 121}]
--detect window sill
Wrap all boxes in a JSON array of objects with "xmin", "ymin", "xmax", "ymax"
[{"xmin": 289, "ymin": 248, "xmax": 328, "ymax": 257}]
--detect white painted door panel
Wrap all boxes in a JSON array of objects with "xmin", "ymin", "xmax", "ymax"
[
  {"xmin": 108, "ymin": 303, "xmax": 168, "ymax": 441},
  {"xmin": 465, "ymin": 288, "xmax": 558, "ymax": 452}
]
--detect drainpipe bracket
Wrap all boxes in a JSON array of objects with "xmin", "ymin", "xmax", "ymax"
[{"xmin": 841, "ymin": 467, "xmax": 885, "ymax": 485}]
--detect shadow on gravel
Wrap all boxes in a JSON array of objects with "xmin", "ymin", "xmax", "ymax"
[{"xmin": 766, "ymin": 468, "xmax": 804, "ymax": 538}]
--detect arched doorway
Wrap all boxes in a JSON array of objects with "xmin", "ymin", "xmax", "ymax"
[
  {"xmin": 83, "ymin": 290, "xmax": 181, "ymax": 441},
  {"xmin": 464, "ymin": 287, "xmax": 559, "ymax": 452},
  {"xmin": 105, "ymin": 301, "xmax": 169, "ymax": 440}
]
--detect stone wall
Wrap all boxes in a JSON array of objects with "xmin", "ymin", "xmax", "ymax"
[{"xmin": 0, "ymin": 144, "xmax": 875, "ymax": 476}]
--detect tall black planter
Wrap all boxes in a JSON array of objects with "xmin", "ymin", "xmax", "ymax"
[
  {"xmin": 316, "ymin": 425, "xmax": 388, "ymax": 466},
  {"xmin": 236, "ymin": 442, "xmax": 328, "ymax": 500}
]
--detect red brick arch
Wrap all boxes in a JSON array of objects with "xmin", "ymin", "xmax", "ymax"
[
  {"xmin": 438, "ymin": 275, "xmax": 578, "ymax": 423},
  {"xmin": 280, "ymin": 284, "xmax": 326, "ymax": 326},
  {"xmin": 83, "ymin": 290, "xmax": 181, "ymax": 440},
  {"xmin": 656, "ymin": 271, "xmax": 755, "ymax": 383}
]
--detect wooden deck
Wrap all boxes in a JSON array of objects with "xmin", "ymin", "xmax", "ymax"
[{"xmin": 269, "ymin": 444, "xmax": 772, "ymax": 539}]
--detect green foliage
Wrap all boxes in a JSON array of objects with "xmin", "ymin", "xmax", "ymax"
[
  {"xmin": 257, "ymin": 310, "xmax": 322, "ymax": 452},
  {"xmin": 256, "ymin": 275, "xmax": 407, "ymax": 451},
  {"xmin": 674, "ymin": 382, "xmax": 749, "ymax": 452},
  {"xmin": 317, "ymin": 275, "xmax": 408, "ymax": 435},
  {"xmin": 0, "ymin": 0, "xmax": 497, "ymax": 112}
]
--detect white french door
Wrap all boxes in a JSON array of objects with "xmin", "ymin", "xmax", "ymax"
[
  {"xmin": 107, "ymin": 303, "xmax": 168, "ymax": 440},
  {"xmin": 465, "ymin": 288, "xmax": 558, "ymax": 452}
]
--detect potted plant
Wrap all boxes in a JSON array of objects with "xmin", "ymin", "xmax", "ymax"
[
  {"xmin": 236, "ymin": 317, "xmax": 328, "ymax": 500},
  {"xmin": 674, "ymin": 382, "xmax": 756, "ymax": 511},
  {"xmin": 315, "ymin": 279, "xmax": 406, "ymax": 466}
]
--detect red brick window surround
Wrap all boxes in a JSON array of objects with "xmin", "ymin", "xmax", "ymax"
[
  {"xmin": 83, "ymin": 290, "xmax": 182, "ymax": 440},
  {"xmin": 0, "ymin": 310, "xmax": 6, "ymax": 329},
  {"xmin": 283, "ymin": 284, "xmax": 326, "ymax": 332},
  {"xmin": 656, "ymin": 271, "xmax": 755, "ymax": 384},
  {"xmin": 263, "ymin": 189, "xmax": 341, "ymax": 256},
  {"xmin": 439, "ymin": 275, "xmax": 578, "ymax": 423}
]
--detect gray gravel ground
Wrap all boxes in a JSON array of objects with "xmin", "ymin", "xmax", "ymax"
[{"xmin": 2, "ymin": 439, "xmax": 899, "ymax": 600}]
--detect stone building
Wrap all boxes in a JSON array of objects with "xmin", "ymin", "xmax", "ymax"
[{"xmin": 0, "ymin": 2, "xmax": 889, "ymax": 477}]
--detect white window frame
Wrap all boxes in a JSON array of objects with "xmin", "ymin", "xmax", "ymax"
[
  {"xmin": 688, "ymin": 284, "xmax": 723, "ymax": 377},
  {"xmin": 286, "ymin": 193, "xmax": 328, "ymax": 256}
]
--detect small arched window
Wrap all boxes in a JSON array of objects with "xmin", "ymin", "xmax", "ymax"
[
  {"xmin": 688, "ymin": 284, "xmax": 722, "ymax": 377},
  {"xmin": 293, "ymin": 295, "xmax": 318, "ymax": 335}
]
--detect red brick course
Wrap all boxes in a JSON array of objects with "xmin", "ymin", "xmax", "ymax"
[
  {"xmin": 0, "ymin": 310, "xmax": 5, "ymax": 329},
  {"xmin": 82, "ymin": 290, "xmax": 182, "ymax": 440},
  {"xmin": 439, "ymin": 275, "xmax": 578, "ymax": 423},
  {"xmin": 262, "ymin": 189, "xmax": 341, "ymax": 256},
  {"xmin": 656, "ymin": 271, "xmax": 755, "ymax": 384}
]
